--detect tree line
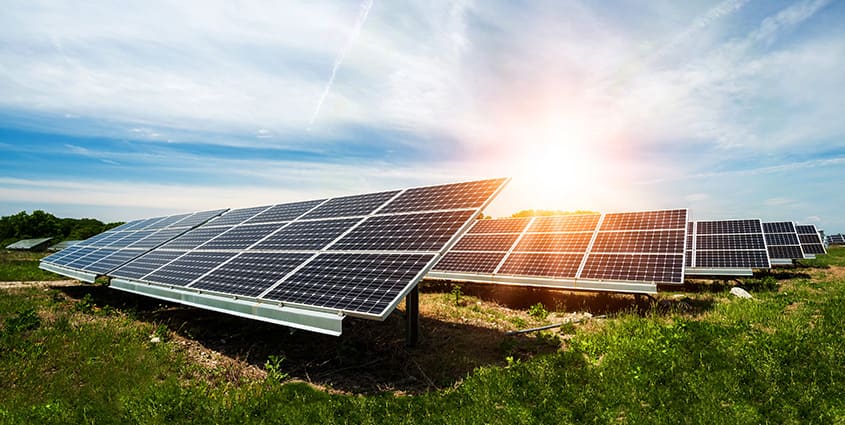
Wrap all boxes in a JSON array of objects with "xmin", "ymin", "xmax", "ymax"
[{"xmin": 0, "ymin": 210, "xmax": 123, "ymax": 245}]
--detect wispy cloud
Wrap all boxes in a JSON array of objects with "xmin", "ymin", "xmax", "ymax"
[{"xmin": 309, "ymin": 0, "xmax": 374, "ymax": 130}]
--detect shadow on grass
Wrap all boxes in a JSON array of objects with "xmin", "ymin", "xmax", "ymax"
[{"xmin": 56, "ymin": 284, "xmax": 560, "ymax": 395}]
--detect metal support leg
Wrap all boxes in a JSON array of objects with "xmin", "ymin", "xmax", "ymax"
[{"xmin": 406, "ymin": 286, "xmax": 419, "ymax": 348}]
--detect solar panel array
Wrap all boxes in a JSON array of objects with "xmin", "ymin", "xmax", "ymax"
[
  {"xmin": 762, "ymin": 221, "xmax": 806, "ymax": 262},
  {"xmin": 98, "ymin": 178, "xmax": 508, "ymax": 334},
  {"xmin": 795, "ymin": 224, "xmax": 827, "ymax": 256},
  {"xmin": 430, "ymin": 209, "xmax": 688, "ymax": 293},
  {"xmin": 685, "ymin": 219, "xmax": 770, "ymax": 275},
  {"xmin": 39, "ymin": 209, "xmax": 228, "ymax": 282},
  {"xmin": 828, "ymin": 234, "xmax": 845, "ymax": 245}
]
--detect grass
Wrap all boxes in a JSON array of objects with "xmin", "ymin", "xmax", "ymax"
[
  {"xmin": 0, "ymin": 250, "xmax": 67, "ymax": 282},
  {"xmin": 1, "ymin": 247, "xmax": 844, "ymax": 423}
]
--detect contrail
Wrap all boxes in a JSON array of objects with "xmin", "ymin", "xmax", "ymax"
[{"xmin": 308, "ymin": 0, "xmax": 374, "ymax": 130}]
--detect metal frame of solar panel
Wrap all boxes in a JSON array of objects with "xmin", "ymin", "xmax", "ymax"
[
  {"xmin": 762, "ymin": 221, "xmax": 806, "ymax": 265},
  {"xmin": 795, "ymin": 224, "xmax": 827, "ymax": 258},
  {"xmin": 427, "ymin": 209, "xmax": 688, "ymax": 294},
  {"xmin": 107, "ymin": 178, "xmax": 509, "ymax": 336},
  {"xmin": 39, "ymin": 209, "xmax": 227, "ymax": 283},
  {"xmin": 684, "ymin": 219, "xmax": 770, "ymax": 277}
]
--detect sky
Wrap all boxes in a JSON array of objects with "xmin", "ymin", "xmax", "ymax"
[{"xmin": 1, "ymin": 0, "xmax": 843, "ymax": 232}]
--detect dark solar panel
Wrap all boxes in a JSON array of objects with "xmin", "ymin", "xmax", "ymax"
[
  {"xmin": 514, "ymin": 232, "xmax": 593, "ymax": 253},
  {"xmin": 599, "ymin": 209, "xmax": 686, "ymax": 231},
  {"xmin": 468, "ymin": 218, "xmax": 531, "ymax": 234},
  {"xmin": 452, "ymin": 234, "xmax": 519, "ymax": 252},
  {"xmin": 65, "ymin": 248, "xmax": 115, "ymax": 269},
  {"xmin": 245, "ymin": 199, "xmax": 325, "ymax": 224},
  {"xmin": 695, "ymin": 251, "xmax": 770, "ymax": 268},
  {"xmin": 86, "ymin": 249, "xmax": 143, "ymax": 274},
  {"xmin": 105, "ymin": 230, "xmax": 155, "ymax": 248},
  {"xmin": 580, "ymin": 254, "xmax": 683, "ymax": 284},
  {"xmin": 197, "ymin": 223, "xmax": 280, "ymax": 250},
  {"xmin": 768, "ymin": 246, "xmax": 804, "ymax": 260},
  {"xmin": 110, "ymin": 250, "xmax": 187, "ymax": 280},
  {"xmin": 170, "ymin": 209, "xmax": 227, "ymax": 228},
  {"xmin": 763, "ymin": 222, "xmax": 795, "ymax": 233},
  {"xmin": 432, "ymin": 251, "xmax": 506, "ymax": 273},
  {"xmin": 302, "ymin": 190, "xmax": 400, "ymax": 219},
  {"xmin": 695, "ymin": 234, "xmax": 765, "ymax": 250},
  {"xmin": 378, "ymin": 178, "xmax": 506, "ymax": 213},
  {"xmin": 128, "ymin": 228, "xmax": 188, "ymax": 249},
  {"xmin": 765, "ymin": 233, "xmax": 800, "ymax": 246},
  {"xmin": 208, "ymin": 205, "xmax": 271, "ymax": 227},
  {"xmin": 145, "ymin": 213, "xmax": 191, "ymax": 229},
  {"xmin": 498, "ymin": 253, "xmax": 584, "ymax": 278},
  {"xmin": 331, "ymin": 210, "xmax": 475, "ymax": 251},
  {"xmin": 145, "ymin": 252, "xmax": 237, "ymax": 287},
  {"xmin": 159, "ymin": 226, "xmax": 233, "ymax": 250},
  {"xmin": 52, "ymin": 247, "xmax": 97, "ymax": 266},
  {"xmin": 795, "ymin": 224, "xmax": 826, "ymax": 255},
  {"xmin": 251, "ymin": 218, "xmax": 360, "ymax": 251},
  {"xmin": 527, "ymin": 215, "xmax": 600, "ymax": 233},
  {"xmin": 696, "ymin": 219, "xmax": 761, "ymax": 234},
  {"xmin": 190, "ymin": 252, "xmax": 313, "ymax": 297},
  {"xmin": 590, "ymin": 230, "xmax": 685, "ymax": 253},
  {"xmin": 263, "ymin": 253, "xmax": 435, "ymax": 315},
  {"xmin": 109, "ymin": 219, "xmax": 146, "ymax": 232}
]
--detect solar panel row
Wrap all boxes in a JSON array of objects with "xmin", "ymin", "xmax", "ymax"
[
  {"xmin": 684, "ymin": 219, "xmax": 770, "ymax": 275},
  {"xmin": 40, "ymin": 178, "xmax": 509, "ymax": 336},
  {"xmin": 795, "ymin": 224, "xmax": 826, "ymax": 256},
  {"xmin": 762, "ymin": 221, "xmax": 806, "ymax": 261},
  {"xmin": 431, "ymin": 209, "xmax": 688, "ymax": 293},
  {"xmin": 828, "ymin": 234, "xmax": 845, "ymax": 245}
]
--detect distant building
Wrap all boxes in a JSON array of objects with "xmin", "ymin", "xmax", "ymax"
[
  {"xmin": 48, "ymin": 240, "xmax": 81, "ymax": 252},
  {"xmin": 5, "ymin": 237, "xmax": 53, "ymax": 251}
]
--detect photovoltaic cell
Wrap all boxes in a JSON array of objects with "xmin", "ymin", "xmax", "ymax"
[
  {"xmin": 263, "ymin": 253, "xmax": 435, "ymax": 315},
  {"xmin": 171, "ymin": 209, "xmax": 228, "ymax": 228},
  {"xmin": 590, "ymin": 230, "xmax": 685, "ymax": 253},
  {"xmin": 145, "ymin": 252, "xmax": 237, "ymax": 287},
  {"xmin": 189, "ymin": 252, "xmax": 313, "ymax": 297},
  {"xmin": 251, "ymin": 218, "xmax": 361, "ymax": 251},
  {"xmin": 197, "ymin": 223, "xmax": 280, "ymax": 250},
  {"xmin": 580, "ymin": 254, "xmax": 683, "ymax": 283},
  {"xmin": 378, "ymin": 178, "xmax": 507, "ymax": 214},
  {"xmin": 128, "ymin": 228, "xmax": 188, "ymax": 249},
  {"xmin": 695, "ymin": 234, "xmax": 765, "ymax": 250},
  {"xmin": 468, "ymin": 218, "xmax": 531, "ymax": 234},
  {"xmin": 528, "ymin": 215, "xmax": 600, "ymax": 233},
  {"xmin": 795, "ymin": 224, "xmax": 826, "ymax": 255},
  {"xmin": 302, "ymin": 190, "xmax": 400, "ymax": 219},
  {"xmin": 686, "ymin": 219, "xmax": 770, "ymax": 271},
  {"xmin": 763, "ymin": 221, "xmax": 804, "ymax": 260},
  {"xmin": 245, "ymin": 199, "xmax": 325, "ymax": 224},
  {"xmin": 160, "ymin": 227, "xmax": 233, "ymax": 250},
  {"xmin": 498, "ymin": 253, "xmax": 584, "ymax": 278},
  {"xmin": 331, "ymin": 210, "xmax": 475, "ymax": 251},
  {"xmin": 207, "ymin": 206, "xmax": 271, "ymax": 227},
  {"xmin": 452, "ymin": 234, "xmax": 519, "ymax": 252},
  {"xmin": 110, "ymin": 251, "xmax": 187, "ymax": 280},
  {"xmin": 434, "ymin": 251, "xmax": 506, "ymax": 274},
  {"xmin": 600, "ymin": 210, "xmax": 686, "ymax": 231},
  {"xmin": 695, "ymin": 251, "xmax": 769, "ymax": 268},
  {"xmin": 86, "ymin": 249, "xmax": 143, "ymax": 274},
  {"xmin": 514, "ymin": 233, "xmax": 593, "ymax": 253},
  {"xmin": 697, "ymin": 219, "xmax": 761, "ymax": 234}
]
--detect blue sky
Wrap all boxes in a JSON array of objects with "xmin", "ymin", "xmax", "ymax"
[{"xmin": 1, "ymin": 0, "xmax": 843, "ymax": 232}]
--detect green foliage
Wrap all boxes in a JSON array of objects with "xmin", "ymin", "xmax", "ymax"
[
  {"xmin": 450, "ymin": 284, "xmax": 463, "ymax": 306},
  {"xmin": 528, "ymin": 302, "xmax": 549, "ymax": 320},
  {"xmin": 0, "ymin": 210, "xmax": 123, "ymax": 244},
  {"xmin": 3, "ymin": 308, "xmax": 41, "ymax": 334},
  {"xmin": 510, "ymin": 209, "xmax": 599, "ymax": 218},
  {"xmin": 74, "ymin": 293, "xmax": 95, "ymax": 314},
  {"xmin": 265, "ymin": 355, "xmax": 289, "ymax": 383}
]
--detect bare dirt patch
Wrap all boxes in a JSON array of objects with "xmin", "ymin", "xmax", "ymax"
[{"xmin": 0, "ymin": 279, "xmax": 79, "ymax": 289}]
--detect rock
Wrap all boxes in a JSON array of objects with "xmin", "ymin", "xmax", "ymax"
[
  {"xmin": 730, "ymin": 287, "xmax": 752, "ymax": 299},
  {"xmin": 150, "ymin": 336, "xmax": 161, "ymax": 343}
]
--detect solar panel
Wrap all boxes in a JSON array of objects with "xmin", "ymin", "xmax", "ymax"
[
  {"xmin": 685, "ymin": 219, "xmax": 770, "ymax": 276},
  {"xmin": 39, "ymin": 209, "xmax": 227, "ymax": 282},
  {"xmin": 105, "ymin": 178, "xmax": 508, "ymax": 336},
  {"xmin": 795, "ymin": 224, "xmax": 826, "ymax": 256},
  {"xmin": 762, "ymin": 221, "xmax": 805, "ymax": 263},
  {"xmin": 429, "ymin": 209, "xmax": 688, "ymax": 294},
  {"xmin": 828, "ymin": 234, "xmax": 845, "ymax": 245}
]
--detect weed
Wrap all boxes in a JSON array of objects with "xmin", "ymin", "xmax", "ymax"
[
  {"xmin": 559, "ymin": 321, "xmax": 577, "ymax": 335},
  {"xmin": 450, "ymin": 284, "xmax": 463, "ymax": 306},
  {"xmin": 4, "ymin": 307, "xmax": 41, "ymax": 333},
  {"xmin": 265, "ymin": 355, "xmax": 289, "ymax": 382},
  {"xmin": 528, "ymin": 302, "xmax": 549, "ymax": 320},
  {"xmin": 153, "ymin": 323, "xmax": 169, "ymax": 342},
  {"xmin": 74, "ymin": 293, "xmax": 95, "ymax": 314},
  {"xmin": 505, "ymin": 355, "xmax": 521, "ymax": 368}
]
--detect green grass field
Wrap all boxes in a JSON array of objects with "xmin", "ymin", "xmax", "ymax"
[
  {"xmin": 1, "ymin": 248, "xmax": 844, "ymax": 424},
  {"xmin": 0, "ymin": 251, "xmax": 68, "ymax": 282}
]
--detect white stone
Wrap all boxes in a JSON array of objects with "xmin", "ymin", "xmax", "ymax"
[
  {"xmin": 730, "ymin": 287, "xmax": 752, "ymax": 299},
  {"xmin": 150, "ymin": 336, "xmax": 161, "ymax": 343}
]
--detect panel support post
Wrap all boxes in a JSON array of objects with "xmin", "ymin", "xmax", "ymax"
[{"xmin": 405, "ymin": 286, "xmax": 419, "ymax": 348}]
